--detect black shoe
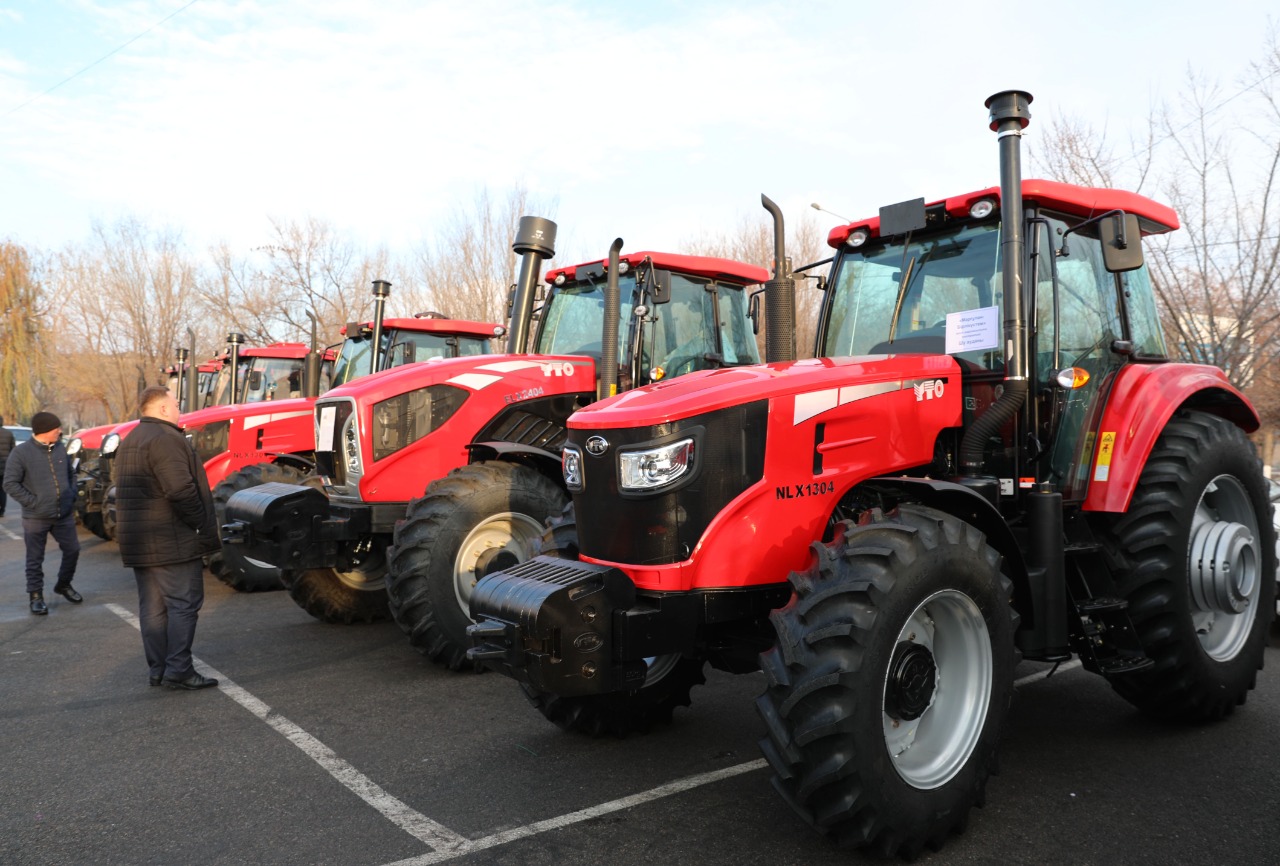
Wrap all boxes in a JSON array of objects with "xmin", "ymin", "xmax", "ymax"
[
  {"xmin": 53, "ymin": 584, "xmax": 83, "ymax": 604},
  {"xmin": 149, "ymin": 675, "xmax": 163, "ymax": 687},
  {"xmin": 29, "ymin": 593, "xmax": 48, "ymax": 615},
  {"xmin": 162, "ymin": 673, "xmax": 219, "ymax": 690}
]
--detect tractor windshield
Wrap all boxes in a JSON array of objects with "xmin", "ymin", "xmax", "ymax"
[
  {"xmin": 533, "ymin": 275, "xmax": 636, "ymax": 358},
  {"xmin": 384, "ymin": 330, "xmax": 491, "ymax": 369},
  {"xmin": 243, "ymin": 357, "xmax": 305, "ymax": 402},
  {"xmin": 822, "ymin": 223, "xmax": 1004, "ymax": 370},
  {"xmin": 647, "ymin": 273, "xmax": 760, "ymax": 377}
]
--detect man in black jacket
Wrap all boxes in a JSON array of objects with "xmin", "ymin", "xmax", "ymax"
[
  {"xmin": 3, "ymin": 411, "xmax": 81, "ymax": 615},
  {"xmin": 116, "ymin": 387, "xmax": 220, "ymax": 690},
  {"xmin": 0, "ymin": 414, "xmax": 15, "ymax": 517}
]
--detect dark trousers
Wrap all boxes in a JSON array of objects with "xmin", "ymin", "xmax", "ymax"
[
  {"xmin": 22, "ymin": 513, "xmax": 81, "ymax": 594},
  {"xmin": 134, "ymin": 559, "xmax": 206, "ymax": 681},
  {"xmin": 0, "ymin": 482, "xmax": 7, "ymax": 514}
]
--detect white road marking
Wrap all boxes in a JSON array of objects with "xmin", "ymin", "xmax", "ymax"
[
  {"xmin": 105, "ymin": 602, "xmax": 469, "ymax": 853},
  {"xmin": 103, "ymin": 593, "xmax": 1087, "ymax": 864},
  {"xmin": 0, "ymin": 523, "xmax": 19, "ymax": 541},
  {"xmin": 382, "ymin": 759, "xmax": 770, "ymax": 865},
  {"xmin": 1014, "ymin": 658, "xmax": 1082, "ymax": 686}
]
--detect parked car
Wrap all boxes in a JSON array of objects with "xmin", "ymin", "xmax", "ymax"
[{"xmin": 4, "ymin": 425, "xmax": 32, "ymax": 444}]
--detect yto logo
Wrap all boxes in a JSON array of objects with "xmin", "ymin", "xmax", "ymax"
[
  {"xmin": 541, "ymin": 361, "xmax": 576, "ymax": 377},
  {"xmin": 913, "ymin": 379, "xmax": 946, "ymax": 401}
]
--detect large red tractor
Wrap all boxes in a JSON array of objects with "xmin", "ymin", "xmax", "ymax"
[
  {"xmin": 221, "ymin": 223, "xmax": 769, "ymax": 661},
  {"xmin": 466, "ymin": 90, "xmax": 1276, "ymax": 857}
]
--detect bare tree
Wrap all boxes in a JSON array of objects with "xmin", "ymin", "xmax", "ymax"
[
  {"xmin": 49, "ymin": 218, "xmax": 202, "ymax": 424},
  {"xmin": 412, "ymin": 186, "xmax": 555, "ymax": 328},
  {"xmin": 1031, "ymin": 29, "xmax": 1280, "ymax": 433},
  {"xmin": 202, "ymin": 217, "xmax": 394, "ymax": 350},
  {"xmin": 683, "ymin": 207, "xmax": 828, "ymax": 358},
  {"xmin": 0, "ymin": 241, "xmax": 52, "ymax": 423}
]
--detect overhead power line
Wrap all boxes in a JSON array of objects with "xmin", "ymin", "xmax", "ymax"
[{"xmin": 0, "ymin": 0, "xmax": 201, "ymax": 122}]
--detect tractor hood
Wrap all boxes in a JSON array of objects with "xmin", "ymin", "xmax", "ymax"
[
  {"xmin": 569, "ymin": 354, "xmax": 965, "ymax": 430},
  {"xmin": 180, "ymin": 397, "xmax": 314, "ymax": 431},
  {"xmin": 319, "ymin": 352, "xmax": 598, "ymax": 407}
]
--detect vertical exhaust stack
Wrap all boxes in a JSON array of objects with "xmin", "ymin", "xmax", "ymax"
[
  {"xmin": 186, "ymin": 328, "xmax": 198, "ymax": 413},
  {"xmin": 600, "ymin": 238, "xmax": 624, "ymax": 400},
  {"xmin": 226, "ymin": 332, "xmax": 246, "ymax": 406},
  {"xmin": 960, "ymin": 90, "xmax": 1033, "ymax": 474},
  {"xmin": 304, "ymin": 311, "xmax": 322, "ymax": 398},
  {"xmin": 761, "ymin": 195, "xmax": 797, "ymax": 363},
  {"xmin": 175, "ymin": 347, "xmax": 190, "ymax": 412},
  {"xmin": 506, "ymin": 216, "xmax": 558, "ymax": 354},
  {"xmin": 369, "ymin": 279, "xmax": 392, "ymax": 375}
]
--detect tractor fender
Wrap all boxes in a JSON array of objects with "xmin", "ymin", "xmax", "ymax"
[
  {"xmin": 1083, "ymin": 363, "xmax": 1258, "ymax": 514},
  {"xmin": 857, "ymin": 476, "xmax": 1029, "ymax": 584},
  {"xmin": 467, "ymin": 440, "xmax": 563, "ymax": 484}
]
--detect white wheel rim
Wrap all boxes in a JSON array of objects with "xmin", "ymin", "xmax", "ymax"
[
  {"xmin": 452, "ymin": 511, "xmax": 546, "ymax": 616},
  {"xmin": 883, "ymin": 589, "xmax": 992, "ymax": 789},
  {"xmin": 1188, "ymin": 475, "xmax": 1261, "ymax": 661}
]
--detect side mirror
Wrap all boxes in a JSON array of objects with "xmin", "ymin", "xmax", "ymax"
[
  {"xmin": 748, "ymin": 289, "xmax": 763, "ymax": 336},
  {"xmin": 246, "ymin": 370, "xmax": 263, "ymax": 391},
  {"xmin": 1101, "ymin": 213, "xmax": 1144, "ymax": 273}
]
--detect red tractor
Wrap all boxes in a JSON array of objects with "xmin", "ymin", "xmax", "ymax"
[
  {"xmin": 221, "ymin": 223, "xmax": 770, "ymax": 663},
  {"xmin": 466, "ymin": 90, "xmax": 1276, "ymax": 857}
]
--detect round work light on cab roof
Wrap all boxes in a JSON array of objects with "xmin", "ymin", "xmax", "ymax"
[
  {"xmin": 846, "ymin": 228, "xmax": 870, "ymax": 248},
  {"xmin": 969, "ymin": 199, "xmax": 996, "ymax": 219}
]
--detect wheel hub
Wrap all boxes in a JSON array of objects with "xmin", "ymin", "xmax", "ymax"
[
  {"xmin": 474, "ymin": 547, "xmax": 520, "ymax": 579},
  {"xmin": 1189, "ymin": 519, "xmax": 1258, "ymax": 614},
  {"xmin": 885, "ymin": 641, "xmax": 937, "ymax": 721}
]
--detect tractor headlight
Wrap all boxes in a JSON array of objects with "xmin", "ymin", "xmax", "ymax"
[
  {"xmin": 67, "ymin": 437, "xmax": 82, "ymax": 456},
  {"xmin": 343, "ymin": 419, "xmax": 362, "ymax": 478},
  {"xmin": 101, "ymin": 433, "xmax": 120, "ymax": 456},
  {"xmin": 619, "ymin": 438, "xmax": 695, "ymax": 491},
  {"xmin": 562, "ymin": 446, "xmax": 584, "ymax": 492}
]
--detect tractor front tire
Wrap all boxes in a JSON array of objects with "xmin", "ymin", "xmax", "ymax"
[
  {"xmin": 1091, "ymin": 409, "xmax": 1275, "ymax": 721},
  {"xmin": 102, "ymin": 486, "xmax": 117, "ymax": 541},
  {"xmin": 210, "ymin": 462, "xmax": 311, "ymax": 592},
  {"xmin": 81, "ymin": 510, "xmax": 109, "ymax": 541},
  {"xmin": 756, "ymin": 505, "xmax": 1017, "ymax": 859},
  {"xmin": 386, "ymin": 462, "xmax": 568, "ymax": 670},
  {"xmin": 287, "ymin": 554, "xmax": 390, "ymax": 625}
]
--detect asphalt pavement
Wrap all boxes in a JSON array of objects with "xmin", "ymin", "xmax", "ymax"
[{"xmin": 2, "ymin": 518, "xmax": 1278, "ymax": 866}]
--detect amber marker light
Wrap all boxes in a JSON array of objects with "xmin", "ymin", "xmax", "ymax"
[{"xmin": 1056, "ymin": 367, "xmax": 1091, "ymax": 389}]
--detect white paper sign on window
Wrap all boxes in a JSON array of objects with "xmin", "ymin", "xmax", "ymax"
[
  {"xmin": 317, "ymin": 406, "xmax": 336, "ymax": 452},
  {"xmin": 945, "ymin": 306, "xmax": 1000, "ymax": 354}
]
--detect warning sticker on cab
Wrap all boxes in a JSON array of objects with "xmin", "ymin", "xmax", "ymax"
[{"xmin": 1093, "ymin": 431, "xmax": 1116, "ymax": 482}]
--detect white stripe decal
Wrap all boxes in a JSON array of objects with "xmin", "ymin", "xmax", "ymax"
[
  {"xmin": 242, "ymin": 410, "xmax": 314, "ymax": 430},
  {"xmin": 476, "ymin": 360, "xmax": 543, "ymax": 373},
  {"xmin": 793, "ymin": 388, "xmax": 839, "ymax": 425},
  {"xmin": 839, "ymin": 380, "xmax": 902, "ymax": 407},
  {"xmin": 446, "ymin": 373, "xmax": 503, "ymax": 391}
]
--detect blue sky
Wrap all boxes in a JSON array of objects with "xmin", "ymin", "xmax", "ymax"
[{"xmin": 0, "ymin": 0, "xmax": 1275, "ymax": 263}]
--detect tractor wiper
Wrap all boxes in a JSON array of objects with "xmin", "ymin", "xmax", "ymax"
[{"xmin": 887, "ymin": 255, "xmax": 916, "ymax": 345}]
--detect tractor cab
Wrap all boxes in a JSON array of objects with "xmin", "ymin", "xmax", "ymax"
[
  {"xmin": 330, "ymin": 316, "xmax": 502, "ymax": 387},
  {"xmin": 821, "ymin": 180, "xmax": 1177, "ymax": 500},
  {"xmin": 535, "ymin": 251, "xmax": 764, "ymax": 390}
]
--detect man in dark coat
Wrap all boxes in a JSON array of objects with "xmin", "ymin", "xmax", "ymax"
[
  {"xmin": 3, "ymin": 411, "xmax": 81, "ymax": 615},
  {"xmin": 115, "ymin": 387, "xmax": 220, "ymax": 690},
  {"xmin": 0, "ymin": 414, "xmax": 16, "ymax": 516}
]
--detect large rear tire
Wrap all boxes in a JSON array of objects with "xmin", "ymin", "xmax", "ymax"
[
  {"xmin": 209, "ymin": 462, "xmax": 311, "ymax": 592},
  {"xmin": 386, "ymin": 462, "xmax": 568, "ymax": 670},
  {"xmin": 757, "ymin": 505, "xmax": 1017, "ymax": 858},
  {"xmin": 1091, "ymin": 409, "xmax": 1275, "ymax": 721}
]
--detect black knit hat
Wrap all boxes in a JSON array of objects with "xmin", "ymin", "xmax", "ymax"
[{"xmin": 31, "ymin": 412, "xmax": 61, "ymax": 435}]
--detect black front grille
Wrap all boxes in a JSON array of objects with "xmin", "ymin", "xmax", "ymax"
[
  {"xmin": 474, "ymin": 393, "xmax": 587, "ymax": 453},
  {"xmin": 573, "ymin": 401, "xmax": 768, "ymax": 565}
]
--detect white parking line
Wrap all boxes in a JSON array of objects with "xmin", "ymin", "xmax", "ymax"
[
  {"xmin": 0, "ymin": 523, "xmax": 19, "ymax": 541},
  {"xmin": 382, "ymin": 759, "xmax": 770, "ymax": 866},
  {"xmin": 105, "ymin": 602, "xmax": 470, "ymax": 854}
]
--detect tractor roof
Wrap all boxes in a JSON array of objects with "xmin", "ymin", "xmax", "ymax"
[
  {"xmin": 826, "ymin": 179, "xmax": 1180, "ymax": 249},
  {"xmin": 545, "ymin": 251, "xmax": 770, "ymax": 286},
  {"xmin": 339, "ymin": 318, "xmax": 503, "ymax": 339},
  {"xmin": 240, "ymin": 342, "xmax": 336, "ymax": 361}
]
